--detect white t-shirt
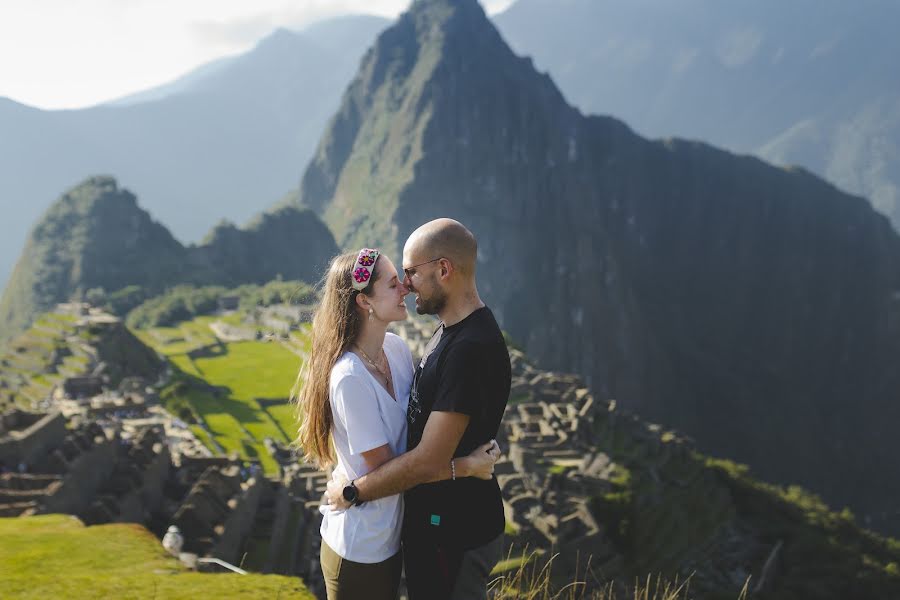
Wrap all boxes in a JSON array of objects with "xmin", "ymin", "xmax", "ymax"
[{"xmin": 319, "ymin": 332, "xmax": 414, "ymax": 563}]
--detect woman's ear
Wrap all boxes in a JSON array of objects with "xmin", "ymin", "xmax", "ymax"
[{"xmin": 355, "ymin": 293, "xmax": 370, "ymax": 311}]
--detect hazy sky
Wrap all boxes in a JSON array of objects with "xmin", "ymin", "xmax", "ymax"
[{"xmin": 0, "ymin": 0, "xmax": 515, "ymax": 110}]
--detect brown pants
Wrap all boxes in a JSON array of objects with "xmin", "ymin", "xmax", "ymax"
[{"xmin": 320, "ymin": 539, "xmax": 402, "ymax": 600}]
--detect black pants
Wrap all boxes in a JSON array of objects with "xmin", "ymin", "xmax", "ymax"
[{"xmin": 403, "ymin": 534, "xmax": 503, "ymax": 600}]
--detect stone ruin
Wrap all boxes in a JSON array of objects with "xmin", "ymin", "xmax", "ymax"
[
  {"xmin": 154, "ymin": 449, "xmax": 328, "ymax": 593},
  {"xmin": 58, "ymin": 376, "xmax": 104, "ymax": 400},
  {"xmin": 0, "ymin": 409, "xmax": 67, "ymax": 468},
  {"xmin": 171, "ymin": 465, "xmax": 262, "ymax": 562},
  {"xmin": 0, "ymin": 400, "xmax": 329, "ymax": 594},
  {"xmin": 0, "ymin": 409, "xmax": 171, "ymax": 525},
  {"xmin": 495, "ymin": 357, "xmax": 627, "ymax": 582},
  {"xmin": 78, "ymin": 426, "xmax": 170, "ymax": 525}
]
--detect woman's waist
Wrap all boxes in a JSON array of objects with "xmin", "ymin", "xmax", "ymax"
[{"xmin": 321, "ymin": 494, "xmax": 405, "ymax": 524}]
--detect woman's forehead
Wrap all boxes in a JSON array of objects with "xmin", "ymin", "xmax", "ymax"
[{"xmin": 379, "ymin": 256, "xmax": 399, "ymax": 280}]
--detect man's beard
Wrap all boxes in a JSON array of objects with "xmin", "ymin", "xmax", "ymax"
[{"xmin": 415, "ymin": 287, "xmax": 447, "ymax": 315}]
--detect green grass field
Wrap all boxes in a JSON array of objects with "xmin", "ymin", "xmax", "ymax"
[
  {"xmin": 0, "ymin": 514, "xmax": 313, "ymax": 599},
  {"xmin": 136, "ymin": 317, "xmax": 308, "ymax": 475}
]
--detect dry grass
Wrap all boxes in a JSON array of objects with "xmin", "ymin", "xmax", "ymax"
[{"xmin": 489, "ymin": 548, "xmax": 751, "ymax": 600}]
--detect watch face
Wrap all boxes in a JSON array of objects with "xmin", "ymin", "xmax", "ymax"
[{"xmin": 343, "ymin": 484, "xmax": 357, "ymax": 503}]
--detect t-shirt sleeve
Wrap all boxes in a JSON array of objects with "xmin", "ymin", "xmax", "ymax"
[
  {"xmin": 432, "ymin": 341, "xmax": 489, "ymax": 417},
  {"xmin": 332, "ymin": 374, "xmax": 389, "ymax": 455}
]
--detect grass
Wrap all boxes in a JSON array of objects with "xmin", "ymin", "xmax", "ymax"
[
  {"xmin": 488, "ymin": 548, "xmax": 745, "ymax": 600},
  {"xmin": 0, "ymin": 514, "xmax": 313, "ymax": 599},
  {"xmin": 0, "ymin": 311, "xmax": 86, "ymax": 409},
  {"xmin": 263, "ymin": 401, "xmax": 300, "ymax": 442},
  {"xmin": 138, "ymin": 317, "xmax": 307, "ymax": 475}
]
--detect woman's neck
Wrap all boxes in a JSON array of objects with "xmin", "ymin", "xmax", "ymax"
[{"xmin": 355, "ymin": 319, "xmax": 387, "ymax": 359}]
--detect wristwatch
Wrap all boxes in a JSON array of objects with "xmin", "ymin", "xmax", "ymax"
[{"xmin": 342, "ymin": 480, "xmax": 364, "ymax": 507}]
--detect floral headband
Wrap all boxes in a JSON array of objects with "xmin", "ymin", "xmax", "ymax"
[{"xmin": 351, "ymin": 248, "xmax": 380, "ymax": 290}]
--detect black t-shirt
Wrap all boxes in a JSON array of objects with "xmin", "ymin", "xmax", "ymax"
[{"xmin": 403, "ymin": 306, "xmax": 511, "ymax": 549}]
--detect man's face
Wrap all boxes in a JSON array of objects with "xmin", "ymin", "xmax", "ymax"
[{"xmin": 403, "ymin": 246, "xmax": 448, "ymax": 316}]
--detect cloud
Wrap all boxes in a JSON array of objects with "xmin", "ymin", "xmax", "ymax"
[
  {"xmin": 191, "ymin": 15, "xmax": 285, "ymax": 48},
  {"xmin": 190, "ymin": 0, "xmax": 516, "ymax": 48},
  {"xmin": 716, "ymin": 27, "xmax": 764, "ymax": 68},
  {"xmin": 0, "ymin": 0, "xmax": 515, "ymax": 109}
]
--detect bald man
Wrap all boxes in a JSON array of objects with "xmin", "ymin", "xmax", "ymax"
[{"xmin": 325, "ymin": 219, "xmax": 511, "ymax": 599}]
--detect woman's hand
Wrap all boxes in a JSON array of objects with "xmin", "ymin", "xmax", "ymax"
[
  {"xmin": 456, "ymin": 439, "xmax": 501, "ymax": 480},
  {"xmin": 324, "ymin": 472, "xmax": 351, "ymax": 510}
]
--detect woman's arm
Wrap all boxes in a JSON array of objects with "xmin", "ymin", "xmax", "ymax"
[{"xmin": 361, "ymin": 444, "xmax": 394, "ymax": 471}]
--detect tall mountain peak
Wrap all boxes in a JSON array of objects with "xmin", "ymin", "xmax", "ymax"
[
  {"xmin": 296, "ymin": 0, "xmax": 900, "ymax": 536},
  {"xmin": 298, "ymin": 0, "xmax": 572, "ymax": 255}
]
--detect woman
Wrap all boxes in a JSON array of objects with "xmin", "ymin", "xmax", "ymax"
[{"xmin": 294, "ymin": 248, "xmax": 498, "ymax": 600}]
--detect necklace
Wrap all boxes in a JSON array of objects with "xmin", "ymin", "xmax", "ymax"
[{"xmin": 355, "ymin": 345, "xmax": 392, "ymax": 388}]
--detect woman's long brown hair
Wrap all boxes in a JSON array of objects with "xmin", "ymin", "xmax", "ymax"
[{"xmin": 292, "ymin": 251, "xmax": 378, "ymax": 469}]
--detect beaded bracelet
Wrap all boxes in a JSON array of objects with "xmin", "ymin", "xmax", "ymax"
[{"xmin": 450, "ymin": 458, "xmax": 456, "ymax": 481}]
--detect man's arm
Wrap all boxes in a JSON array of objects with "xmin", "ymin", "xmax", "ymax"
[{"xmin": 353, "ymin": 410, "xmax": 469, "ymax": 502}]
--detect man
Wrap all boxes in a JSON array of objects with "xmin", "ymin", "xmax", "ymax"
[{"xmin": 326, "ymin": 218, "xmax": 511, "ymax": 599}]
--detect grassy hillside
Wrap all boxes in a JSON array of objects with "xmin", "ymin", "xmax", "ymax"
[
  {"xmin": 0, "ymin": 514, "xmax": 313, "ymax": 599},
  {"xmin": 135, "ymin": 315, "xmax": 308, "ymax": 475},
  {"xmin": 0, "ymin": 310, "xmax": 161, "ymax": 413}
]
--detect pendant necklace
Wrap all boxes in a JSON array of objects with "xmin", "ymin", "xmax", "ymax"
[{"xmin": 356, "ymin": 345, "xmax": 392, "ymax": 389}]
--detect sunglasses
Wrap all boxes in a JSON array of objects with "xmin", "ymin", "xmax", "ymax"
[{"xmin": 403, "ymin": 257, "xmax": 444, "ymax": 281}]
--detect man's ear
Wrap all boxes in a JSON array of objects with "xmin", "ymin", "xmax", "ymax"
[{"xmin": 438, "ymin": 258, "xmax": 453, "ymax": 280}]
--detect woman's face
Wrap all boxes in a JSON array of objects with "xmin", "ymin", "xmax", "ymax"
[{"xmin": 365, "ymin": 255, "xmax": 409, "ymax": 323}]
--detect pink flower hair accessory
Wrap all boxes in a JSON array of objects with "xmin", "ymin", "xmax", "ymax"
[{"xmin": 351, "ymin": 248, "xmax": 380, "ymax": 290}]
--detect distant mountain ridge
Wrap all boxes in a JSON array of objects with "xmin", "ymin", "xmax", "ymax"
[
  {"xmin": 493, "ymin": 0, "xmax": 900, "ymax": 230},
  {"xmin": 5, "ymin": 0, "xmax": 900, "ymax": 292},
  {"xmin": 0, "ymin": 176, "xmax": 337, "ymax": 342},
  {"xmin": 296, "ymin": 0, "xmax": 900, "ymax": 535},
  {"xmin": 0, "ymin": 15, "xmax": 389, "ymax": 291}
]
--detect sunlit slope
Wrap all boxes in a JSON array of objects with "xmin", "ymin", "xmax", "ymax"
[{"xmin": 0, "ymin": 514, "xmax": 313, "ymax": 599}]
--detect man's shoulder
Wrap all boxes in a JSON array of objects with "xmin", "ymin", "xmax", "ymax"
[{"xmin": 452, "ymin": 307, "xmax": 504, "ymax": 343}]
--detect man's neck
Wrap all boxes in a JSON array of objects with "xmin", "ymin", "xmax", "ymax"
[{"xmin": 438, "ymin": 288, "xmax": 485, "ymax": 328}]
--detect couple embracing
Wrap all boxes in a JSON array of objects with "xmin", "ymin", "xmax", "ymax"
[{"xmin": 294, "ymin": 218, "xmax": 512, "ymax": 599}]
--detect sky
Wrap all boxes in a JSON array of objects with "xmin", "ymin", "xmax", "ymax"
[{"xmin": 0, "ymin": 0, "xmax": 516, "ymax": 110}]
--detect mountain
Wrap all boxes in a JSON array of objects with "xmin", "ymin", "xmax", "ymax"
[
  {"xmin": 0, "ymin": 15, "xmax": 388, "ymax": 292},
  {"xmin": 492, "ymin": 0, "xmax": 900, "ymax": 229},
  {"xmin": 296, "ymin": 0, "xmax": 900, "ymax": 535},
  {"xmin": 195, "ymin": 205, "xmax": 338, "ymax": 286},
  {"xmin": 0, "ymin": 176, "xmax": 338, "ymax": 343}
]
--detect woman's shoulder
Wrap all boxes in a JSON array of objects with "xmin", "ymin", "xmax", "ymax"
[
  {"xmin": 329, "ymin": 352, "xmax": 366, "ymax": 386},
  {"xmin": 385, "ymin": 332, "xmax": 411, "ymax": 356}
]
